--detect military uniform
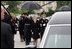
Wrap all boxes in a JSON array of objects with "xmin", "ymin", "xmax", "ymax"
[
  {"xmin": 39, "ymin": 18, "xmax": 48, "ymax": 39},
  {"xmin": 23, "ymin": 17, "xmax": 32, "ymax": 45}
]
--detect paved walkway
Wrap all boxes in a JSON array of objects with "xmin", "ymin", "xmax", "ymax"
[{"xmin": 14, "ymin": 31, "xmax": 41, "ymax": 48}]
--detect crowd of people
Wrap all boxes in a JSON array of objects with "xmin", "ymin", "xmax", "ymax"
[{"xmin": 1, "ymin": 6, "xmax": 49, "ymax": 48}]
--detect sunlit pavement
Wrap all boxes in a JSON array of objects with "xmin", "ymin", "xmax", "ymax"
[{"xmin": 14, "ymin": 31, "xmax": 41, "ymax": 48}]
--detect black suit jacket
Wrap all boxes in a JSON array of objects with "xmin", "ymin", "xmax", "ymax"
[{"xmin": 1, "ymin": 22, "xmax": 14, "ymax": 48}]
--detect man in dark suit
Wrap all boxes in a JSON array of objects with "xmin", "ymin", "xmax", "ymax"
[
  {"xmin": 1, "ymin": 6, "xmax": 14, "ymax": 48},
  {"xmin": 19, "ymin": 14, "xmax": 25, "ymax": 42},
  {"xmin": 1, "ymin": 22, "xmax": 14, "ymax": 48}
]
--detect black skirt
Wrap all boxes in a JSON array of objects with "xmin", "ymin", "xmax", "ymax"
[{"xmin": 32, "ymin": 28, "xmax": 40, "ymax": 40}]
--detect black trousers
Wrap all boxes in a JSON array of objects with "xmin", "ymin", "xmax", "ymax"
[
  {"xmin": 40, "ymin": 27, "xmax": 45, "ymax": 39},
  {"xmin": 19, "ymin": 29, "xmax": 25, "ymax": 40},
  {"xmin": 24, "ymin": 26, "xmax": 31, "ymax": 45}
]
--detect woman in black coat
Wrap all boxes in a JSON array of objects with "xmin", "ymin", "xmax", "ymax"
[{"xmin": 31, "ymin": 17, "xmax": 40, "ymax": 47}]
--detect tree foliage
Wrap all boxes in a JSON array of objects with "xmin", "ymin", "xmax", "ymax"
[
  {"xmin": 57, "ymin": 1, "xmax": 71, "ymax": 9},
  {"xmin": 1, "ymin": 1, "xmax": 21, "ymax": 14},
  {"xmin": 46, "ymin": 8, "xmax": 55, "ymax": 17}
]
